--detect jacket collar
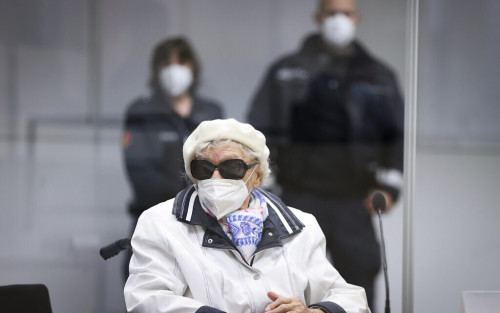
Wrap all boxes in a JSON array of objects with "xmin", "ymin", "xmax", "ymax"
[{"xmin": 172, "ymin": 185, "xmax": 305, "ymax": 253}]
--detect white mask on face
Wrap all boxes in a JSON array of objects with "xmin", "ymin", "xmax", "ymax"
[
  {"xmin": 159, "ymin": 64, "xmax": 193, "ymax": 97},
  {"xmin": 197, "ymin": 167, "xmax": 257, "ymax": 220},
  {"xmin": 321, "ymin": 13, "xmax": 357, "ymax": 48}
]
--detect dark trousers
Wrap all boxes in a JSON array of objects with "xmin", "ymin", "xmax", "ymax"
[{"xmin": 281, "ymin": 187, "xmax": 381, "ymax": 310}]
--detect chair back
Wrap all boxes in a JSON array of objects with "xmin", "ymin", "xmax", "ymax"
[{"xmin": 0, "ymin": 284, "xmax": 53, "ymax": 313}]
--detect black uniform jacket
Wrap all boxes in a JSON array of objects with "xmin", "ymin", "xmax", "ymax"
[{"xmin": 248, "ymin": 34, "xmax": 404, "ymax": 200}]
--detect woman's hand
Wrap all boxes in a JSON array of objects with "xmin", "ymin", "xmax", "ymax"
[{"xmin": 264, "ymin": 291, "xmax": 323, "ymax": 313}]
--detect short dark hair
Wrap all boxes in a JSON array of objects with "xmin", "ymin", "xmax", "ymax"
[{"xmin": 148, "ymin": 37, "xmax": 201, "ymax": 93}]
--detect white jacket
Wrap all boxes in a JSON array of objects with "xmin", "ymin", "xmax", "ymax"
[{"xmin": 124, "ymin": 187, "xmax": 370, "ymax": 313}]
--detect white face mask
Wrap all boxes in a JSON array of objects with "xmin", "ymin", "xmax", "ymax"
[
  {"xmin": 321, "ymin": 13, "xmax": 357, "ymax": 48},
  {"xmin": 197, "ymin": 167, "xmax": 256, "ymax": 220},
  {"xmin": 159, "ymin": 64, "xmax": 193, "ymax": 97}
]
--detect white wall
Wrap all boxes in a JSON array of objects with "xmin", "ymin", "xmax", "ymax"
[
  {"xmin": 418, "ymin": 0, "xmax": 500, "ymax": 148},
  {"xmin": 413, "ymin": 150, "xmax": 500, "ymax": 313},
  {"xmin": 412, "ymin": 0, "xmax": 500, "ymax": 312}
]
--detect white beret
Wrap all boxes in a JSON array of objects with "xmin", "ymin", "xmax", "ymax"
[{"xmin": 183, "ymin": 118, "xmax": 270, "ymax": 182}]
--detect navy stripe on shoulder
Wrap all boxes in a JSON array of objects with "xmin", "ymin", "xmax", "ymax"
[
  {"xmin": 258, "ymin": 188, "xmax": 304, "ymax": 233},
  {"xmin": 172, "ymin": 185, "xmax": 196, "ymax": 219}
]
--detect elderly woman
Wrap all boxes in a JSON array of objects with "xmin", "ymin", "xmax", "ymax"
[{"xmin": 124, "ymin": 118, "xmax": 370, "ymax": 313}]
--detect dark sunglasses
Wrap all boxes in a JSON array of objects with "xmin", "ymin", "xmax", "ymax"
[{"xmin": 190, "ymin": 159, "xmax": 257, "ymax": 180}]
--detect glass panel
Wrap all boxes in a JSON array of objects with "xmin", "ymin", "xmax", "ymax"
[{"xmin": 0, "ymin": 1, "xmax": 409, "ymax": 313}]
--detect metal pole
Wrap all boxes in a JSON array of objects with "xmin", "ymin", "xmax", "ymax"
[{"xmin": 403, "ymin": 0, "xmax": 419, "ymax": 312}]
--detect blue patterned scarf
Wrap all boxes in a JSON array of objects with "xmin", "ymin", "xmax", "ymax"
[{"xmin": 203, "ymin": 189, "xmax": 268, "ymax": 261}]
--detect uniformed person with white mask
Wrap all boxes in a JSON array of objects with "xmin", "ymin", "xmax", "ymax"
[
  {"xmin": 124, "ymin": 118, "xmax": 370, "ymax": 313},
  {"xmin": 247, "ymin": 0, "xmax": 404, "ymax": 309},
  {"xmin": 122, "ymin": 37, "xmax": 223, "ymax": 282}
]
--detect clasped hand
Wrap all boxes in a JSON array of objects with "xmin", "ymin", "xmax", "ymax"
[{"xmin": 264, "ymin": 291, "xmax": 323, "ymax": 313}]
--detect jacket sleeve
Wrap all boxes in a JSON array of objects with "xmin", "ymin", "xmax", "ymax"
[
  {"xmin": 374, "ymin": 69, "xmax": 404, "ymax": 201},
  {"xmin": 247, "ymin": 63, "xmax": 294, "ymax": 145},
  {"xmin": 247, "ymin": 65, "xmax": 283, "ymax": 190},
  {"xmin": 124, "ymin": 211, "xmax": 222, "ymax": 313},
  {"xmin": 248, "ymin": 66, "xmax": 274, "ymax": 132},
  {"xmin": 302, "ymin": 213, "xmax": 371, "ymax": 313}
]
